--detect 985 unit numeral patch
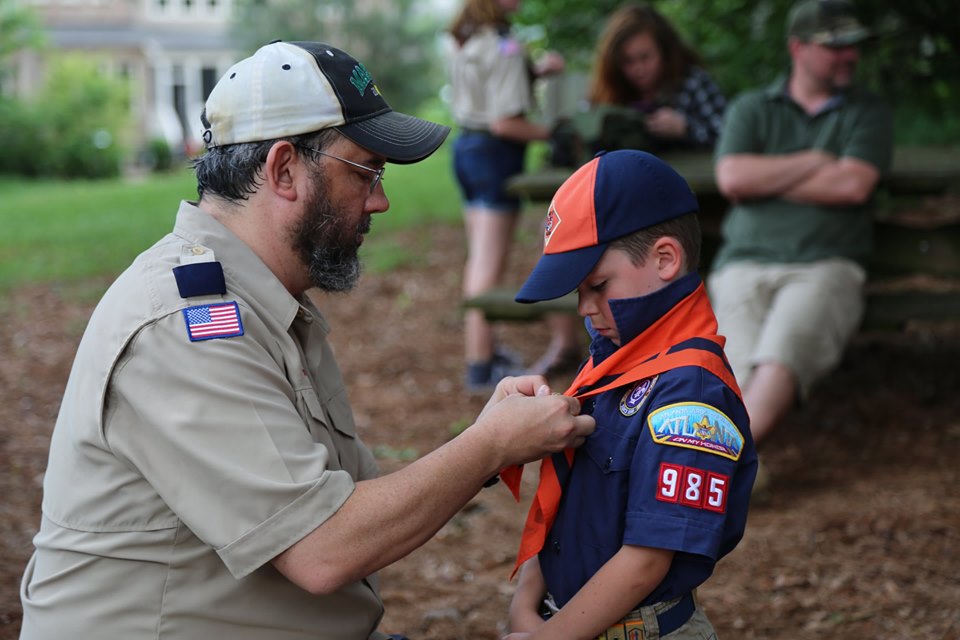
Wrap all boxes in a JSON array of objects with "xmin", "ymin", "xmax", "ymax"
[{"xmin": 656, "ymin": 462, "xmax": 729, "ymax": 513}]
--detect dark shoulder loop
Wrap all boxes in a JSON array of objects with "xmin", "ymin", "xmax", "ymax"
[{"xmin": 173, "ymin": 262, "xmax": 227, "ymax": 298}]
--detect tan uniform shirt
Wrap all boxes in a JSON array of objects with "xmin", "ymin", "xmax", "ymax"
[
  {"xmin": 20, "ymin": 202, "xmax": 388, "ymax": 640},
  {"xmin": 448, "ymin": 26, "xmax": 533, "ymax": 129}
]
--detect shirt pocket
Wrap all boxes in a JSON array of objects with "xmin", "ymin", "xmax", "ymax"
[
  {"xmin": 297, "ymin": 387, "xmax": 356, "ymax": 438},
  {"xmin": 297, "ymin": 386, "xmax": 365, "ymax": 477},
  {"xmin": 583, "ymin": 427, "xmax": 636, "ymax": 475}
]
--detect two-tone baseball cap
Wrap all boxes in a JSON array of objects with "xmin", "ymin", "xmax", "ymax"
[
  {"xmin": 201, "ymin": 41, "xmax": 450, "ymax": 163},
  {"xmin": 516, "ymin": 150, "xmax": 698, "ymax": 304},
  {"xmin": 787, "ymin": 0, "xmax": 870, "ymax": 47}
]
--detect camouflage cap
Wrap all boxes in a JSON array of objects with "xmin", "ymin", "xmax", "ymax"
[{"xmin": 787, "ymin": 0, "xmax": 870, "ymax": 47}]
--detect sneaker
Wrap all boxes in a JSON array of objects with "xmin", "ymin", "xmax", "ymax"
[
  {"xmin": 464, "ymin": 348, "xmax": 525, "ymax": 394},
  {"xmin": 526, "ymin": 347, "xmax": 584, "ymax": 379}
]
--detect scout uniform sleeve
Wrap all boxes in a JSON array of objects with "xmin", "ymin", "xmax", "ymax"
[
  {"xmin": 623, "ymin": 369, "xmax": 750, "ymax": 560},
  {"xmin": 104, "ymin": 307, "xmax": 355, "ymax": 579}
]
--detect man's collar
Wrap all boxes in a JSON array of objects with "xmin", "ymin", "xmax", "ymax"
[
  {"xmin": 173, "ymin": 201, "xmax": 305, "ymax": 331},
  {"xmin": 764, "ymin": 75, "xmax": 848, "ymax": 115}
]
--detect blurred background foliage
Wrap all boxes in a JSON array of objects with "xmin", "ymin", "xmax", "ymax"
[
  {"xmin": 514, "ymin": 0, "xmax": 959, "ymax": 144},
  {"xmin": 0, "ymin": 0, "xmax": 957, "ymax": 180},
  {"xmin": 0, "ymin": 58, "xmax": 129, "ymax": 178},
  {"xmin": 231, "ymin": 0, "xmax": 442, "ymax": 117}
]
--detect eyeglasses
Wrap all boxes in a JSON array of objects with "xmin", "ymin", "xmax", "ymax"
[{"xmin": 294, "ymin": 145, "xmax": 385, "ymax": 194}]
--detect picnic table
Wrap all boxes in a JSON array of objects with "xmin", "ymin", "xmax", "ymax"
[{"xmin": 465, "ymin": 146, "xmax": 960, "ymax": 330}]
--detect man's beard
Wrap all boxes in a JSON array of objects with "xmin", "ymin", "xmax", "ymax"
[{"xmin": 291, "ymin": 173, "xmax": 370, "ymax": 292}]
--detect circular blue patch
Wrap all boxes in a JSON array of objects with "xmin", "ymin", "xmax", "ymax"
[{"xmin": 620, "ymin": 375, "xmax": 658, "ymax": 417}]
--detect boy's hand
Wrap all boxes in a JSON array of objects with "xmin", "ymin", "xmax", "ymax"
[{"xmin": 508, "ymin": 555, "xmax": 548, "ymax": 633}]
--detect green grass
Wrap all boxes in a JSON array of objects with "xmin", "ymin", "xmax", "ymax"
[
  {"xmin": 0, "ymin": 145, "xmax": 463, "ymax": 292},
  {"xmin": 0, "ymin": 168, "xmax": 196, "ymax": 291}
]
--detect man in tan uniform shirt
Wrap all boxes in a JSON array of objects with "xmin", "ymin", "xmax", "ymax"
[{"xmin": 19, "ymin": 41, "xmax": 595, "ymax": 640}]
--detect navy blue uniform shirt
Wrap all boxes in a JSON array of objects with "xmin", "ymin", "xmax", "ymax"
[{"xmin": 539, "ymin": 273, "xmax": 758, "ymax": 608}]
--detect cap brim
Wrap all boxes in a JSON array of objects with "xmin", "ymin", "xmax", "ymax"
[
  {"xmin": 812, "ymin": 26, "xmax": 872, "ymax": 47},
  {"xmin": 516, "ymin": 244, "xmax": 608, "ymax": 303},
  {"xmin": 337, "ymin": 111, "xmax": 451, "ymax": 164}
]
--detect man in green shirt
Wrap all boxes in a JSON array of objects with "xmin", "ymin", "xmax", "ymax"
[{"xmin": 708, "ymin": 0, "xmax": 893, "ymax": 456}]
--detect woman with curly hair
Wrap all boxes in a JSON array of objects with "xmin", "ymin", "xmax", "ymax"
[{"xmin": 589, "ymin": 3, "xmax": 727, "ymax": 149}]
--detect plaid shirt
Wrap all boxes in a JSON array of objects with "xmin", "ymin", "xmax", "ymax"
[{"xmin": 670, "ymin": 66, "xmax": 727, "ymax": 148}]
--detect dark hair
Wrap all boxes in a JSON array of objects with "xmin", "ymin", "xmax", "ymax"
[
  {"xmin": 448, "ymin": 0, "xmax": 510, "ymax": 46},
  {"xmin": 192, "ymin": 128, "xmax": 339, "ymax": 203},
  {"xmin": 609, "ymin": 212, "xmax": 701, "ymax": 273},
  {"xmin": 589, "ymin": 3, "xmax": 702, "ymax": 105}
]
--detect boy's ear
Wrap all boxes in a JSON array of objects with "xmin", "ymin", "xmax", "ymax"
[{"xmin": 653, "ymin": 237, "xmax": 683, "ymax": 281}]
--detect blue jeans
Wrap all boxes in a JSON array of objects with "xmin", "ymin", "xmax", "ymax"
[{"xmin": 453, "ymin": 130, "xmax": 527, "ymax": 212}]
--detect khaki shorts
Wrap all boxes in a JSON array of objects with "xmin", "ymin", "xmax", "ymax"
[{"xmin": 707, "ymin": 259, "xmax": 866, "ymax": 398}]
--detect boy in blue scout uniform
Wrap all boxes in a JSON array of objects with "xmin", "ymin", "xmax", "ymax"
[{"xmin": 502, "ymin": 150, "xmax": 758, "ymax": 639}]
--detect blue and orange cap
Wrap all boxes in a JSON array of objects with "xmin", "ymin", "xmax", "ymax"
[{"xmin": 516, "ymin": 150, "xmax": 698, "ymax": 303}]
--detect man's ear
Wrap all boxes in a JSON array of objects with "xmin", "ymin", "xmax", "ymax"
[
  {"xmin": 653, "ymin": 237, "xmax": 683, "ymax": 281},
  {"xmin": 263, "ymin": 141, "xmax": 301, "ymax": 202}
]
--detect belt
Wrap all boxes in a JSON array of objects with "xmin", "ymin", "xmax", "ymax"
[
  {"xmin": 459, "ymin": 126, "xmax": 491, "ymax": 135},
  {"xmin": 595, "ymin": 592, "xmax": 696, "ymax": 640}
]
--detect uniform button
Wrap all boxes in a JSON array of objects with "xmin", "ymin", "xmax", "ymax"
[
  {"xmin": 552, "ymin": 540, "xmax": 561, "ymax": 554},
  {"xmin": 603, "ymin": 457, "xmax": 612, "ymax": 471},
  {"xmin": 190, "ymin": 246, "xmax": 205, "ymax": 255}
]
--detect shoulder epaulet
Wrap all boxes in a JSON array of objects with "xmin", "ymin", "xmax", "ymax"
[{"xmin": 172, "ymin": 244, "xmax": 226, "ymax": 299}]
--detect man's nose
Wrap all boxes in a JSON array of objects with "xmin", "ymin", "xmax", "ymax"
[{"xmin": 365, "ymin": 186, "xmax": 389, "ymax": 214}]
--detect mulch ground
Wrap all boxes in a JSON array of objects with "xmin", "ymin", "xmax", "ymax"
[{"xmin": 1, "ymin": 216, "xmax": 958, "ymax": 639}]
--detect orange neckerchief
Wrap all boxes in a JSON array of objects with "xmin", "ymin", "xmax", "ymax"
[{"xmin": 502, "ymin": 283, "xmax": 741, "ymax": 578}]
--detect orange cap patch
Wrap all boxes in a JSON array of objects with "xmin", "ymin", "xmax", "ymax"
[{"xmin": 543, "ymin": 158, "xmax": 599, "ymax": 255}]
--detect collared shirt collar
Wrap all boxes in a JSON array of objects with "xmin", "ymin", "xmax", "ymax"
[
  {"xmin": 586, "ymin": 272, "xmax": 702, "ymax": 362},
  {"xmin": 764, "ymin": 75, "xmax": 847, "ymax": 116},
  {"xmin": 172, "ymin": 201, "xmax": 309, "ymax": 332}
]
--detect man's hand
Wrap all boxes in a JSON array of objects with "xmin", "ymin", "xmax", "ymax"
[
  {"xmin": 474, "ymin": 388, "xmax": 594, "ymax": 470},
  {"xmin": 479, "ymin": 374, "xmax": 550, "ymax": 419}
]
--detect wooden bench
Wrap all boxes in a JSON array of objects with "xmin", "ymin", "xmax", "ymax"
[{"xmin": 464, "ymin": 147, "xmax": 960, "ymax": 330}]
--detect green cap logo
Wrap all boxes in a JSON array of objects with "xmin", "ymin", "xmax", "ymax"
[{"xmin": 349, "ymin": 64, "xmax": 373, "ymax": 96}]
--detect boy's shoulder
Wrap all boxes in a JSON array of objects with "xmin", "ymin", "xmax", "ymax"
[{"xmin": 596, "ymin": 363, "xmax": 747, "ymax": 435}]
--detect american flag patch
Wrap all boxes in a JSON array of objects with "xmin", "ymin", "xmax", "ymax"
[{"xmin": 182, "ymin": 302, "xmax": 244, "ymax": 341}]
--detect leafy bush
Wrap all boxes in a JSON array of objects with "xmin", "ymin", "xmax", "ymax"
[
  {"xmin": 0, "ymin": 97, "xmax": 41, "ymax": 175},
  {"xmin": 0, "ymin": 57, "xmax": 130, "ymax": 178},
  {"xmin": 145, "ymin": 137, "xmax": 174, "ymax": 172}
]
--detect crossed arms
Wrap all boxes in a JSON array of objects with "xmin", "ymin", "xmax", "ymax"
[{"xmin": 715, "ymin": 149, "xmax": 881, "ymax": 207}]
